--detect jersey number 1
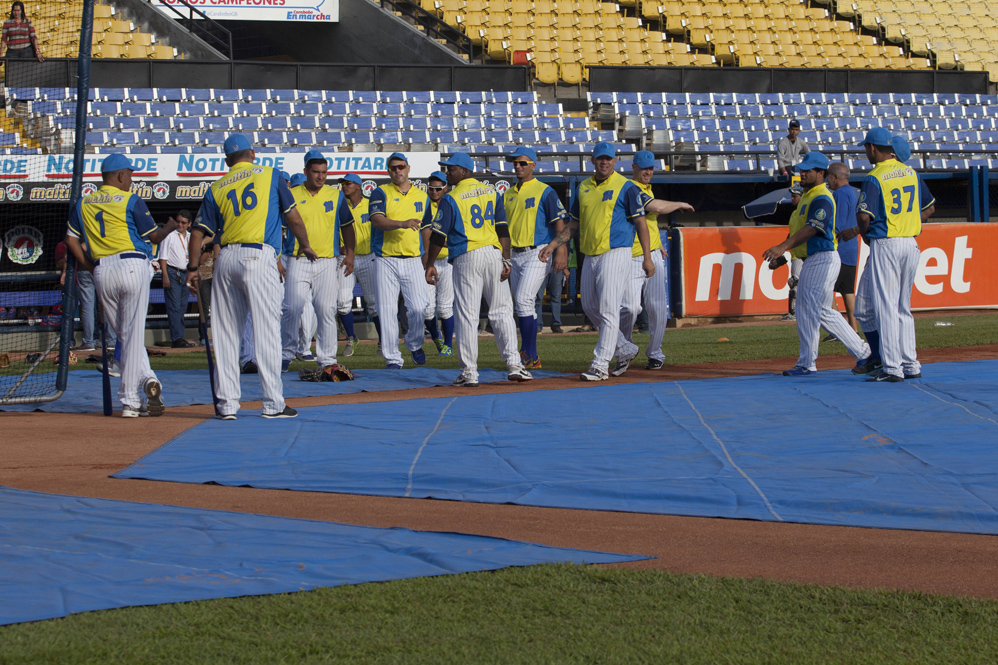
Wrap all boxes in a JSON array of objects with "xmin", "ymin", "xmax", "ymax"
[{"xmin": 225, "ymin": 183, "xmax": 258, "ymax": 217}]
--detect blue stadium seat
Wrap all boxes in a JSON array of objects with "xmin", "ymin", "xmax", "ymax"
[
  {"xmin": 431, "ymin": 91, "xmax": 459, "ymax": 103},
  {"xmin": 320, "ymin": 117, "xmax": 347, "ymax": 130},
  {"xmin": 315, "ymin": 132, "xmax": 344, "ymax": 145},
  {"xmin": 168, "ymin": 132, "xmax": 196, "ymax": 145},
  {"xmin": 285, "ymin": 132, "xmax": 314, "ymax": 145},
  {"xmin": 241, "ymin": 90, "xmax": 269, "ymax": 102},
  {"xmin": 87, "ymin": 117, "xmax": 113, "ymax": 131},
  {"xmin": 235, "ymin": 102, "xmax": 264, "ymax": 116},
  {"xmin": 149, "ymin": 102, "xmax": 177, "ymax": 116},
  {"xmin": 119, "ymin": 102, "xmax": 148, "ymax": 116},
  {"xmin": 401, "ymin": 130, "xmax": 430, "ymax": 144},
  {"xmin": 106, "ymin": 132, "xmax": 138, "ymax": 145},
  {"xmin": 96, "ymin": 88, "xmax": 127, "ymax": 101},
  {"xmin": 645, "ymin": 118, "xmax": 668, "ymax": 130},
  {"xmin": 151, "ymin": 88, "xmax": 180, "ymax": 102},
  {"xmin": 376, "ymin": 103, "xmax": 403, "ymax": 117},
  {"xmin": 322, "ymin": 102, "xmax": 348, "ymax": 116},
  {"xmin": 378, "ymin": 91, "xmax": 407, "ymax": 103},
  {"xmin": 430, "ymin": 131, "xmax": 457, "ymax": 143},
  {"xmin": 184, "ymin": 89, "xmax": 212, "ymax": 102},
  {"xmin": 350, "ymin": 91, "xmax": 379, "ymax": 103},
  {"xmin": 262, "ymin": 117, "xmax": 291, "ymax": 131},
  {"xmin": 172, "ymin": 117, "xmax": 202, "ymax": 131},
  {"xmin": 179, "ymin": 103, "xmax": 208, "ymax": 116},
  {"xmin": 291, "ymin": 117, "xmax": 319, "ymax": 131},
  {"xmin": 294, "ymin": 102, "xmax": 321, "ymax": 117},
  {"xmin": 724, "ymin": 159, "xmax": 756, "ymax": 171},
  {"xmin": 198, "ymin": 133, "xmax": 225, "ymax": 146},
  {"xmin": 91, "ymin": 101, "xmax": 118, "ymax": 116},
  {"xmin": 137, "ymin": 132, "xmax": 167, "ymax": 145},
  {"xmin": 232, "ymin": 117, "xmax": 262, "ymax": 131}
]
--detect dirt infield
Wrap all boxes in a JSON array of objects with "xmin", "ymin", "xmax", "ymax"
[{"xmin": 2, "ymin": 344, "xmax": 997, "ymax": 600}]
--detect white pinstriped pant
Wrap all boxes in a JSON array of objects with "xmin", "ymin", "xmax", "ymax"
[
  {"xmin": 281, "ymin": 256, "xmax": 340, "ymax": 367},
  {"xmin": 337, "ymin": 256, "xmax": 355, "ymax": 316},
  {"xmin": 352, "ymin": 253, "xmax": 378, "ymax": 316},
  {"xmin": 452, "ymin": 245, "xmax": 521, "ymax": 380},
  {"xmin": 617, "ymin": 251, "xmax": 668, "ymax": 362},
  {"xmin": 212, "ymin": 244, "xmax": 285, "ymax": 416},
  {"xmin": 869, "ymin": 236, "xmax": 921, "ymax": 378},
  {"xmin": 581, "ymin": 246, "xmax": 633, "ymax": 372},
  {"xmin": 509, "ymin": 246, "xmax": 552, "ymax": 318},
  {"xmin": 425, "ymin": 258, "xmax": 454, "ymax": 319},
  {"xmin": 376, "ymin": 255, "xmax": 429, "ymax": 366},
  {"xmin": 854, "ymin": 254, "xmax": 876, "ymax": 332},
  {"xmin": 795, "ymin": 250, "xmax": 870, "ymax": 371},
  {"xmin": 94, "ymin": 255, "xmax": 156, "ymax": 409}
]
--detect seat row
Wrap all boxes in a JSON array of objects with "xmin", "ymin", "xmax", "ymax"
[
  {"xmin": 71, "ymin": 115, "xmax": 590, "ymax": 132},
  {"xmin": 7, "ymin": 88, "xmax": 541, "ymax": 105},
  {"xmin": 615, "ymin": 102, "xmax": 998, "ymax": 120},
  {"xmin": 589, "ymin": 91, "xmax": 998, "ymax": 104}
]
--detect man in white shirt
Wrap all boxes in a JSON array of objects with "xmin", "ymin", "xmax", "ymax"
[
  {"xmin": 157, "ymin": 210, "xmax": 194, "ymax": 348},
  {"xmin": 777, "ymin": 119, "xmax": 810, "ymax": 177}
]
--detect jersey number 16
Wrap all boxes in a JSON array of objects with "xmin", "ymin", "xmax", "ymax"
[{"xmin": 225, "ymin": 183, "xmax": 258, "ymax": 217}]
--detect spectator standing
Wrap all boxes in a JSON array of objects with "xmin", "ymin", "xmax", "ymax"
[
  {"xmin": 824, "ymin": 162, "xmax": 860, "ymax": 339},
  {"xmin": 777, "ymin": 119, "xmax": 810, "ymax": 177},
  {"xmin": 1, "ymin": 2, "xmax": 42, "ymax": 61},
  {"xmin": 157, "ymin": 210, "xmax": 194, "ymax": 348}
]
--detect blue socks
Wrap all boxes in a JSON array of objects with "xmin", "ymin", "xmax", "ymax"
[
  {"xmin": 442, "ymin": 315, "xmax": 454, "ymax": 347},
  {"xmin": 518, "ymin": 315, "xmax": 538, "ymax": 360},
  {"xmin": 339, "ymin": 311, "xmax": 355, "ymax": 339},
  {"xmin": 425, "ymin": 316, "xmax": 440, "ymax": 341},
  {"xmin": 864, "ymin": 329, "xmax": 881, "ymax": 362}
]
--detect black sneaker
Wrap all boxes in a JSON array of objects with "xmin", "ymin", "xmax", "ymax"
[
  {"xmin": 646, "ymin": 358, "xmax": 665, "ymax": 370},
  {"xmin": 866, "ymin": 370, "xmax": 904, "ymax": 383},
  {"xmin": 241, "ymin": 360, "xmax": 258, "ymax": 374},
  {"xmin": 551, "ymin": 325, "xmax": 563, "ymax": 334},
  {"xmin": 262, "ymin": 405, "xmax": 298, "ymax": 418},
  {"xmin": 172, "ymin": 338, "xmax": 194, "ymax": 348},
  {"xmin": 852, "ymin": 357, "xmax": 882, "ymax": 375},
  {"xmin": 904, "ymin": 372, "xmax": 922, "ymax": 379}
]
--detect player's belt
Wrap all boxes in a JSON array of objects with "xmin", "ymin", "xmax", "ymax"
[
  {"xmin": 512, "ymin": 245, "xmax": 538, "ymax": 253},
  {"xmin": 94, "ymin": 251, "xmax": 146, "ymax": 266},
  {"xmin": 381, "ymin": 254, "xmax": 419, "ymax": 259}
]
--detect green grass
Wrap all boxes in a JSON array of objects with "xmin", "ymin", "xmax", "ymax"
[
  {"xmin": 49, "ymin": 311, "xmax": 996, "ymax": 375},
  {"xmin": 2, "ymin": 564, "xmax": 997, "ymax": 664}
]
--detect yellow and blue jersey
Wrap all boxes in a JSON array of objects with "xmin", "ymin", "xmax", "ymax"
[
  {"xmin": 67, "ymin": 185, "xmax": 157, "ymax": 261},
  {"xmin": 368, "ymin": 182, "xmax": 433, "ymax": 257},
  {"xmin": 285, "ymin": 184, "xmax": 353, "ymax": 258},
  {"xmin": 570, "ymin": 172, "xmax": 650, "ymax": 256},
  {"xmin": 429, "ymin": 178, "xmax": 506, "ymax": 262},
  {"xmin": 194, "ymin": 162, "xmax": 295, "ymax": 253},
  {"xmin": 795, "ymin": 183, "xmax": 837, "ymax": 257},
  {"xmin": 347, "ymin": 197, "xmax": 373, "ymax": 256},
  {"xmin": 503, "ymin": 179, "xmax": 567, "ymax": 248},
  {"xmin": 429, "ymin": 199, "xmax": 448, "ymax": 259},
  {"xmin": 857, "ymin": 158, "xmax": 934, "ymax": 239},
  {"xmin": 630, "ymin": 180, "xmax": 663, "ymax": 258},
  {"xmin": 787, "ymin": 205, "xmax": 807, "ymax": 260}
]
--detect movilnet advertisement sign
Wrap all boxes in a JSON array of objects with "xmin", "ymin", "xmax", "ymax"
[
  {"xmin": 678, "ymin": 223, "xmax": 998, "ymax": 316},
  {"xmin": 154, "ymin": 0, "xmax": 338, "ymax": 22},
  {"xmin": 6, "ymin": 152, "xmax": 443, "ymax": 203}
]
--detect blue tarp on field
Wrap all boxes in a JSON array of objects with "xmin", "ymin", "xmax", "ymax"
[
  {"xmin": 0, "ymin": 486, "xmax": 646, "ymax": 626},
  {"xmin": 1, "ymin": 368, "xmax": 565, "ymax": 413},
  {"xmin": 116, "ymin": 360, "xmax": 998, "ymax": 535}
]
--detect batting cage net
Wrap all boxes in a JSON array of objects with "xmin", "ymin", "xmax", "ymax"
[{"xmin": 0, "ymin": 0, "xmax": 91, "ymax": 405}]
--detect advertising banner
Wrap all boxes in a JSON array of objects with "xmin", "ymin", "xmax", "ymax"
[
  {"xmin": 679, "ymin": 223, "xmax": 998, "ymax": 316},
  {"xmin": 154, "ymin": 0, "xmax": 338, "ymax": 22},
  {"xmin": 0, "ymin": 152, "xmax": 442, "ymax": 204}
]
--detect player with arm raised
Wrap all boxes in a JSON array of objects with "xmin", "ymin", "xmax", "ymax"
[
  {"xmin": 64, "ymin": 154, "xmax": 177, "ymax": 417},
  {"xmin": 187, "ymin": 134, "xmax": 317, "ymax": 419}
]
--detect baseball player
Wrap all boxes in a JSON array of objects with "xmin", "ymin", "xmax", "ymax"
[
  {"xmin": 188, "ymin": 133, "xmax": 317, "ymax": 419},
  {"xmin": 64, "ymin": 153, "xmax": 177, "ymax": 417},
  {"xmin": 783, "ymin": 186, "xmax": 804, "ymax": 322},
  {"xmin": 615, "ymin": 150, "xmax": 685, "ymax": 372},
  {"xmin": 825, "ymin": 161, "xmax": 860, "ymax": 338},
  {"xmin": 422, "ymin": 170, "xmax": 455, "ymax": 356},
  {"xmin": 283, "ymin": 170, "xmax": 317, "ymax": 361},
  {"xmin": 281, "ymin": 149, "xmax": 355, "ymax": 374},
  {"xmin": 762, "ymin": 152, "xmax": 871, "ymax": 376},
  {"xmin": 848, "ymin": 129, "xmax": 935, "ymax": 382},
  {"xmin": 539, "ymin": 142, "xmax": 667, "ymax": 381},
  {"xmin": 333, "ymin": 174, "xmax": 363, "ymax": 357},
  {"xmin": 503, "ymin": 146, "xmax": 568, "ymax": 370},
  {"xmin": 339, "ymin": 172, "xmax": 378, "ymax": 355},
  {"xmin": 368, "ymin": 152, "xmax": 432, "ymax": 369},
  {"xmin": 424, "ymin": 152, "xmax": 531, "ymax": 386}
]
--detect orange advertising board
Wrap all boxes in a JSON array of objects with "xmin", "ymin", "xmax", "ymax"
[{"xmin": 679, "ymin": 223, "xmax": 998, "ymax": 317}]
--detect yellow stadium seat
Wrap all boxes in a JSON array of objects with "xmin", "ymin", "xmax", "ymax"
[
  {"xmin": 487, "ymin": 39, "xmax": 509, "ymax": 60},
  {"xmin": 110, "ymin": 19, "xmax": 133, "ymax": 33},
  {"xmin": 122, "ymin": 44, "xmax": 149, "ymax": 59},
  {"xmin": 935, "ymin": 50, "xmax": 957, "ymax": 68},
  {"xmin": 150, "ymin": 45, "xmax": 177, "ymax": 59},
  {"xmin": 94, "ymin": 44, "xmax": 122, "ymax": 58},
  {"xmin": 97, "ymin": 32, "xmax": 126, "ymax": 46},
  {"xmin": 689, "ymin": 28, "xmax": 711, "ymax": 49},
  {"xmin": 640, "ymin": 1, "xmax": 662, "ymax": 20},
  {"xmin": 664, "ymin": 15, "xmax": 685, "ymax": 35},
  {"xmin": 535, "ymin": 61, "xmax": 559, "ymax": 83},
  {"xmin": 511, "ymin": 12, "xmax": 533, "ymax": 28},
  {"xmin": 561, "ymin": 62, "xmax": 585, "ymax": 83},
  {"xmin": 94, "ymin": 4, "xmax": 114, "ymax": 19}
]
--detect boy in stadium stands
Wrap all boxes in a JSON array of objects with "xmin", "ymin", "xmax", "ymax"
[{"xmin": 777, "ymin": 120, "xmax": 810, "ymax": 178}]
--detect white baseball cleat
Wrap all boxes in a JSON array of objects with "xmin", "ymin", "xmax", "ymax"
[
  {"xmin": 611, "ymin": 350, "xmax": 638, "ymax": 377},
  {"xmin": 452, "ymin": 373, "xmax": 479, "ymax": 387},
  {"xmin": 507, "ymin": 367, "xmax": 533, "ymax": 382},
  {"xmin": 580, "ymin": 367, "xmax": 609, "ymax": 382},
  {"xmin": 121, "ymin": 405, "xmax": 149, "ymax": 418}
]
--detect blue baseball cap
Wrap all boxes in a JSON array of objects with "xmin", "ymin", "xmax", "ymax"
[
  {"xmin": 338, "ymin": 173, "xmax": 362, "ymax": 185},
  {"xmin": 303, "ymin": 149, "xmax": 326, "ymax": 165},
  {"xmin": 439, "ymin": 153, "xmax": 475, "ymax": 171},
  {"xmin": 859, "ymin": 127, "xmax": 893, "ymax": 147},
  {"xmin": 386, "ymin": 152, "xmax": 409, "ymax": 166},
  {"xmin": 890, "ymin": 135, "xmax": 911, "ymax": 163},
  {"xmin": 100, "ymin": 153, "xmax": 134, "ymax": 173},
  {"xmin": 592, "ymin": 141, "xmax": 616, "ymax": 159},
  {"xmin": 223, "ymin": 133, "xmax": 252, "ymax": 155},
  {"xmin": 506, "ymin": 146, "xmax": 537, "ymax": 163},
  {"xmin": 428, "ymin": 170, "xmax": 448, "ymax": 184},
  {"xmin": 796, "ymin": 152, "xmax": 829, "ymax": 171},
  {"xmin": 289, "ymin": 173, "xmax": 306, "ymax": 187},
  {"xmin": 281, "ymin": 171, "xmax": 291, "ymax": 182},
  {"xmin": 633, "ymin": 150, "xmax": 655, "ymax": 169}
]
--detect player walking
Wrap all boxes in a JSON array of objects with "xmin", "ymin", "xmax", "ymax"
[
  {"xmin": 368, "ymin": 153, "xmax": 433, "ymax": 369},
  {"xmin": 338, "ymin": 173, "xmax": 377, "ymax": 356},
  {"xmin": 188, "ymin": 134, "xmax": 317, "ymax": 419},
  {"xmin": 422, "ymin": 171, "xmax": 455, "ymax": 356},
  {"xmin": 851, "ymin": 129, "xmax": 934, "ymax": 382},
  {"xmin": 424, "ymin": 152, "xmax": 531, "ymax": 387},
  {"xmin": 503, "ymin": 147, "xmax": 568, "ymax": 370},
  {"xmin": 280, "ymin": 150, "xmax": 355, "ymax": 375},
  {"xmin": 762, "ymin": 152, "xmax": 871, "ymax": 376},
  {"xmin": 64, "ymin": 154, "xmax": 178, "ymax": 417}
]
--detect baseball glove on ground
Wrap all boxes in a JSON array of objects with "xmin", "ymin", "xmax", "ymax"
[{"xmin": 298, "ymin": 364, "xmax": 356, "ymax": 382}]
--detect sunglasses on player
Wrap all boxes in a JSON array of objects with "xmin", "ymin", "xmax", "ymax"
[
  {"xmin": 511, "ymin": 161, "xmax": 532, "ymax": 167},
  {"xmin": 388, "ymin": 163, "xmax": 407, "ymax": 171},
  {"xmin": 427, "ymin": 185, "xmax": 447, "ymax": 192}
]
